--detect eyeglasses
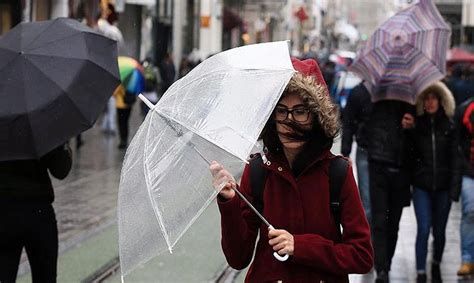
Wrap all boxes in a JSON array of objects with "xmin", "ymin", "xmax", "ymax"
[{"xmin": 274, "ymin": 106, "xmax": 310, "ymax": 122}]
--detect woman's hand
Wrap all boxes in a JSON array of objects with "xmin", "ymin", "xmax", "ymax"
[
  {"xmin": 268, "ymin": 229, "xmax": 294, "ymax": 256},
  {"xmin": 209, "ymin": 161, "xmax": 236, "ymax": 200}
]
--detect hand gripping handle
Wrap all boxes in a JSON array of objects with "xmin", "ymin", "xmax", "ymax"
[{"xmin": 268, "ymin": 225, "xmax": 289, "ymax": 262}]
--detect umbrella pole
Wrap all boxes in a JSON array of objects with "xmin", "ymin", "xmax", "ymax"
[
  {"xmin": 138, "ymin": 93, "xmax": 155, "ymax": 109},
  {"xmin": 192, "ymin": 146, "xmax": 289, "ymax": 263},
  {"xmin": 187, "ymin": 131, "xmax": 289, "ymax": 262},
  {"xmin": 231, "ymin": 184, "xmax": 289, "ymax": 262},
  {"xmin": 139, "ymin": 93, "xmax": 288, "ymax": 261}
]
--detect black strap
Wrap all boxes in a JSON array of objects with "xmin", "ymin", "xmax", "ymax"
[
  {"xmin": 249, "ymin": 155, "xmax": 348, "ymax": 235},
  {"xmin": 329, "ymin": 157, "xmax": 349, "ymax": 236},
  {"xmin": 250, "ymin": 154, "xmax": 267, "ymax": 214}
]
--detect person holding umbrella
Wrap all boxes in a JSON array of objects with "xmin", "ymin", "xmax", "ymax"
[
  {"xmin": 210, "ymin": 58, "xmax": 373, "ymax": 282},
  {"xmin": 341, "ymin": 81, "xmax": 372, "ymax": 224},
  {"xmin": 0, "ymin": 143, "xmax": 72, "ymax": 282},
  {"xmin": 0, "ymin": 17, "xmax": 119, "ymax": 283},
  {"xmin": 348, "ymin": 1, "xmax": 451, "ymax": 281}
]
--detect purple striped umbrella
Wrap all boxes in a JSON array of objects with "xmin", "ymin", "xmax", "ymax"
[{"xmin": 349, "ymin": 0, "xmax": 451, "ymax": 104}]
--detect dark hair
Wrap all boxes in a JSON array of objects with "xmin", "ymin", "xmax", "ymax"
[{"xmin": 260, "ymin": 92, "xmax": 333, "ymax": 173}]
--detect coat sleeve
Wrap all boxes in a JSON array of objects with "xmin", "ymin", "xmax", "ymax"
[
  {"xmin": 291, "ymin": 164, "xmax": 374, "ymax": 274},
  {"xmin": 41, "ymin": 143, "xmax": 72, "ymax": 180},
  {"xmin": 341, "ymin": 89, "xmax": 359, "ymax": 157},
  {"xmin": 217, "ymin": 164, "xmax": 261, "ymax": 270}
]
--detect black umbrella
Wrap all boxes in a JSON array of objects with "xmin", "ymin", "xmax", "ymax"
[{"xmin": 0, "ymin": 18, "xmax": 120, "ymax": 161}]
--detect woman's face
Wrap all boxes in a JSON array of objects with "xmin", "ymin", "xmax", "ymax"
[
  {"xmin": 275, "ymin": 93, "xmax": 313, "ymax": 150},
  {"xmin": 424, "ymin": 93, "xmax": 439, "ymax": 114}
]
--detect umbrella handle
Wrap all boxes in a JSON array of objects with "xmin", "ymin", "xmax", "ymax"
[
  {"xmin": 268, "ymin": 225, "xmax": 289, "ymax": 262},
  {"xmin": 273, "ymin": 252, "xmax": 289, "ymax": 262}
]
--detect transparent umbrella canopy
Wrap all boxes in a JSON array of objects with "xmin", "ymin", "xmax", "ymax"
[{"xmin": 118, "ymin": 41, "xmax": 295, "ymax": 278}]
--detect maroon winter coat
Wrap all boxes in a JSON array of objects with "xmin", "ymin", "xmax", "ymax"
[{"xmin": 218, "ymin": 150, "xmax": 373, "ymax": 282}]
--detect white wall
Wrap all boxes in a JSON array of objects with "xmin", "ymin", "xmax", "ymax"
[
  {"xmin": 199, "ymin": 0, "xmax": 223, "ymax": 58},
  {"xmin": 463, "ymin": 0, "xmax": 474, "ymax": 26},
  {"xmin": 51, "ymin": 0, "xmax": 69, "ymax": 18}
]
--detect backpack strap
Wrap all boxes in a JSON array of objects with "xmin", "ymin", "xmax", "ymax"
[
  {"xmin": 249, "ymin": 154, "xmax": 349, "ymax": 236},
  {"xmin": 249, "ymin": 154, "xmax": 267, "ymax": 214},
  {"xmin": 329, "ymin": 157, "xmax": 349, "ymax": 237}
]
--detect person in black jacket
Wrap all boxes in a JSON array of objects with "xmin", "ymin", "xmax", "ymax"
[
  {"xmin": 368, "ymin": 97, "xmax": 415, "ymax": 283},
  {"xmin": 406, "ymin": 81, "xmax": 457, "ymax": 283},
  {"xmin": 452, "ymin": 97, "xmax": 474, "ymax": 277},
  {"xmin": 0, "ymin": 143, "xmax": 72, "ymax": 283},
  {"xmin": 159, "ymin": 53, "xmax": 176, "ymax": 95},
  {"xmin": 342, "ymin": 82, "xmax": 372, "ymax": 223},
  {"xmin": 445, "ymin": 64, "xmax": 474, "ymax": 106}
]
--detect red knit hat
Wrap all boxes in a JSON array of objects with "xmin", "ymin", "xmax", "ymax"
[{"xmin": 290, "ymin": 57, "xmax": 328, "ymax": 91}]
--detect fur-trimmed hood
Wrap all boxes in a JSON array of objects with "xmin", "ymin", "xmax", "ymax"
[
  {"xmin": 416, "ymin": 81, "xmax": 455, "ymax": 118},
  {"xmin": 286, "ymin": 59, "xmax": 340, "ymax": 138}
]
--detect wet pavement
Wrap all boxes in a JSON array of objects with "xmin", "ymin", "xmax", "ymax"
[{"xmin": 15, "ymin": 106, "xmax": 473, "ymax": 283}]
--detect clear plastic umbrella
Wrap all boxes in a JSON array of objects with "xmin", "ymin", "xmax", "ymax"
[{"xmin": 118, "ymin": 41, "xmax": 295, "ymax": 279}]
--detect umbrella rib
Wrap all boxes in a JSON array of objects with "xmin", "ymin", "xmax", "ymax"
[
  {"xmin": 143, "ymin": 112, "xmax": 244, "ymax": 252},
  {"xmin": 25, "ymin": 52, "xmax": 118, "ymax": 81},
  {"xmin": 9, "ymin": 57, "xmax": 41, "ymax": 158},
  {"xmin": 170, "ymin": 191, "xmax": 217, "ymax": 250},
  {"xmin": 153, "ymin": 109, "xmax": 249, "ymax": 164},
  {"xmin": 19, "ymin": 20, "xmax": 55, "ymax": 51},
  {"xmin": 25, "ymin": 25, "xmax": 104, "ymax": 53},
  {"xmin": 142, "ymin": 113, "xmax": 174, "ymax": 253},
  {"xmin": 159, "ymin": 68, "xmax": 292, "ymax": 159},
  {"xmin": 403, "ymin": 43, "xmax": 440, "ymax": 69},
  {"xmin": 22, "ymin": 57, "xmax": 93, "ymax": 125},
  {"xmin": 170, "ymin": 68, "xmax": 294, "ymax": 93},
  {"xmin": 0, "ymin": 45, "xmax": 20, "ymax": 60},
  {"xmin": 164, "ymin": 66, "xmax": 296, "ymax": 99}
]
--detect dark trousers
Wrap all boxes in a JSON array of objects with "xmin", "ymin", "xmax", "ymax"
[
  {"xmin": 117, "ymin": 108, "xmax": 132, "ymax": 144},
  {"xmin": 412, "ymin": 188, "xmax": 451, "ymax": 271},
  {"xmin": 370, "ymin": 162, "xmax": 407, "ymax": 273},
  {"xmin": 0, "ymin": 204, "xmax": 58, "ymax": 283}
]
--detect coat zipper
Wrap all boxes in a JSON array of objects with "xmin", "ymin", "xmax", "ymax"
[{"xmin": 431, "ymin": 117, "xmax": 437, "ymax": 191}]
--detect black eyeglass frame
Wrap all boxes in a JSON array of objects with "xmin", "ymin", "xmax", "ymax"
[{"xmin": 273, "ymin": 106, "xmax": 311, "ymax": 122}]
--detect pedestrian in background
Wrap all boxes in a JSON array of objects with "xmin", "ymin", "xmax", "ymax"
[
  {"xmin": 342, "ymin": 81, "xmax": 372, "ymax": 224},
  {"xmin": 114, "ymin": 84, "xmax": 134, "ymax": 149},
  {"xmin": 446, "ymin": 64, "xmax": 474, "ymax": 106},
  {"xmin": 368, "ymin": 97, "xmax": 415, "ymax": 283},
  {"xmin": 452, "ymin": 96, "xmax": 474, "ymax": 277},
  {"xmin": 0, "ymin": 143, "xmax": 72, "ymax": 283},
  {"xmin": 140, "ymin": 58, "xmax": 160, "ymax": 118},
  {"xmin": 210, "ymin": 58, "xmax": 373, "ymax": 282},
  {"xmin": 159, "ymin": 53, "xmax": 176, "ymax": 95},
  {"xmin": 178, "ymin": 55, "xmax": 194, "ymax": 79},
  {"xmin": 97, "ymin": 3, "xmax": 122, "ymax": 136},
  {"xmin": 405, "ymin": 82, "xmax": 457, "ymax": 283}
]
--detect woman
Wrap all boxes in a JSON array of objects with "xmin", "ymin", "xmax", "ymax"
[
  {"xmin": 210, "ymin": 58, "xmax": 373, "ymax": 282},
  {"xmin": 406, "ymin": 81, "xmax": 458, "ymax": 283}
]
